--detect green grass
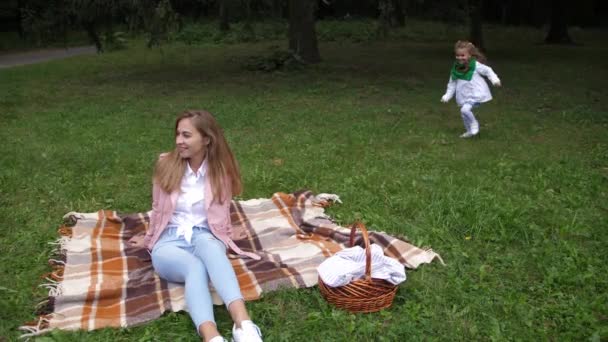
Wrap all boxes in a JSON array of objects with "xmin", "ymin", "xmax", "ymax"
[{"xmin": 1, "ymin": 21, "xmax": 607, "ymax": 341}]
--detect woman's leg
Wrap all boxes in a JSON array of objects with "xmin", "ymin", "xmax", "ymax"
[
  {"xmin": 151, "ymin": 239, "xmax": 220, "ymax": 340},
  {"xmin": 191, "ymin": 228, "xmax": 250, "ymax": 325},
  {"xmin": 227, "ymin": 299, "xmax": 251, "ymax": 327}
]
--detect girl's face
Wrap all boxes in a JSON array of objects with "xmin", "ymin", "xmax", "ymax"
[
  {"xmin": 455, "ymin": 48, "xmax": 471, "ymax": 64},
  {"xmin": 175, "ymin": 118, "xmax": 209, "ymax": 161}
]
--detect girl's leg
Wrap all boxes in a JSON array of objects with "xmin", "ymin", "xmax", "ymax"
[
  {"xmin": 460, "ymin": 103, "xmax": 479, "ymax": 135},
  {"xmin": 460, "ymin": 104, "xmax": 472, "ymax": 133},
  {"xmin": 151, "ymin": 240, "xmax": 220, "ymax": 340},
  {"xmin": 191, "ymin": 228, "xmax": 249, "ymax": 325}
]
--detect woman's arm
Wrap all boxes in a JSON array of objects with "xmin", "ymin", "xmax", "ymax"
[
  {"xmin": 128, "ymin": 182, "xmax": 159, "ymax": 248},
  {"xmin": 129, "ymin": 155, "xmax": 166, "ymax": 248}
]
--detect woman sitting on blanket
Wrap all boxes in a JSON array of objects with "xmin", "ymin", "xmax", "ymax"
[{"xmin": 131, "ymin": 110, "xmax": 262, "ymax": 342}]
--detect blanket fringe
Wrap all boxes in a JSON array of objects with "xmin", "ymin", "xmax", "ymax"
[
  {"xmin": 312, "ymin": 193, "xmax": 342, "ymax": 207},
  {"xmin": 425, "ymin": 248, "xmax": 446, "ymax": 266},
  {"xmin": 48, "ymin": 258, "xmax": 66, "ymax": 266},
  {"xmin": 39, "ymin": 278, "xmax": 63, "ymax": 297},
  {"xmin": 62, "ymin": 211, "xmax": 85, "ymax": 225},
  {"xmin": 40, "ymin": 266, "xmax": 64, "ymax": 282},
  {"xmin": 43, "ymin": 236, "xmax": 69, "ymax": 281},
  {"xmin": 21, "ymin": 229, "xmax": 71, "ymax": 339},
  {"xmin": 19, "ymin": 314, "xmax": 53, "ymax": 338},
  {"xmin": 57, "ymin": 225, "xmax": 73, "ymax": 237}
]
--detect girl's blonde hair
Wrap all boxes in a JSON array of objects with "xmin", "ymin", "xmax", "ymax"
[
  {"xmin": 454, "ymin": 40, "xmax": 486, "ymax": 64},
  {"xmin": 154, "ymin": 110, "xmax": 242, "ymax": 203}
]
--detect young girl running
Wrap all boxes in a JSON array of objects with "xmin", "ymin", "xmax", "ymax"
[{"xmin": 441, "ymin": 40, "xmax": 501, "ymax": 138}]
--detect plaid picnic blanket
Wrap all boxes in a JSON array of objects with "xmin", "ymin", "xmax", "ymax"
[{"xmin": 21, "ymin": 190, "xmax": 442, "ymax": 337}]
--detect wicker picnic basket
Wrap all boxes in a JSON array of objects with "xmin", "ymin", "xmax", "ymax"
[{"xmin": 318, "ymin": 222, "xmax": 398, "ymax": 313}]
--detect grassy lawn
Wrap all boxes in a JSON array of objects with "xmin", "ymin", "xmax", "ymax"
[{"xmin": 1, "ymin": 21, "xmax": 607, "ymax": 341}]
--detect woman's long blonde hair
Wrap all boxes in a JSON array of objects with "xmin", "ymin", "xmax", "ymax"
[
  {"xmin": 454, "ymin": 40, "xmax": 487, "ymax": 64},
  {"xmin": 153, "ymin": 110, "xmax": 242, "ymax": 203}
]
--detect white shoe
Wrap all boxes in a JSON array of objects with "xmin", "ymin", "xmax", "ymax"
[
  {"xmin": 209, "ymin": 336, "xmax": 228, "ymax": 342},
  {"xmin": 232, "ymin": 320, "xmax": 263, "ymax": 342},
  {"xmin": 460, "ymin": 132, "xmax": 473, "ymax": 138},
  {"xmin": 470, "ymin": 122, "xmax": 479, "ymax": 135}
]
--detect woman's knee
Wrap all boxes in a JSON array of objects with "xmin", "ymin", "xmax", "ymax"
[
  {"xmin": 185, "ymin": 260, "xmax": 208, "ymax": 283},
  {"xmin": 193, "ymin": 234, "xmax": 226, "ymax": 256},
  {"xmin": 152, "ymin": 247, "xmax": 206, "ymax": 282}
]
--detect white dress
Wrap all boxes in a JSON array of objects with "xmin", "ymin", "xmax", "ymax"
[{"xmin": 443, "ymin": 61, "xmax": 500, "ymax": 106}]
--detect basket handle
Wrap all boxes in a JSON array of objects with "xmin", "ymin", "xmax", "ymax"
[{"xmin": 349, "ymin": 221, "xmax": 372, "ymax": 282}]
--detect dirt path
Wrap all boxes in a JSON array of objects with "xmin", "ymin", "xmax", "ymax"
[{"xmin": 0, "ymin": 46, "xmax": 96, "ymax": 68}]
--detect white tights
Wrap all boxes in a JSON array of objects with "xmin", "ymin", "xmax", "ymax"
[{"xmin": 460, "ymin": 103, "xmax": 479, "ymax": 134}]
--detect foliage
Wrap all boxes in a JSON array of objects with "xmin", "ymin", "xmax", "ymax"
[
  {"xmin": 173, "ymin": 20, "xmax": 285, "ymax": 45},
  {"xmin": 239, "ymin": 47, "xmax": 304, "ymax": 71},
  {"xmin": 16, "ymin": 0, "xmax": 180, "ymax": 52},
  {"xmin": 142, "ymin": 0, "xmax": 180, "ymax": 48},
  {"xmin": 377, "ymin": 0, "xmax": 395, "ymax": 38},
  {"xmin": 19, "ymin": 0, "xmax": 71, "ymax": 46},
  {"xmin": 101, "ymin": 31, "xmax": 128, "ymax": 51}
]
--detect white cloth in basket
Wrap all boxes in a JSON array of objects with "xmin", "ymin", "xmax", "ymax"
[{"xmin": 317, "ymin": 244, "xmax": 406, "ymax": 287}]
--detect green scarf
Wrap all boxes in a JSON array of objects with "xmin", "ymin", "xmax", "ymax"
[{"xmin": 451, "ymin": 58, "xmax": 476, "ymax": 81}]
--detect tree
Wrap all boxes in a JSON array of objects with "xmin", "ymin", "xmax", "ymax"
[
  {"xmin": 16, "ymin": 0, "xmax": 25, "ymax": 38},
  {"xmin": 377, "ymin": 0, "xmax": 393, "ymax": 38},
  {"xmin": 377, "ymin": 0, "xmax": 405, "ymax": 39},
  {"xmin": 468, "ymin": 0, "xmax": 484, "ymax": 50},
  {"xmin": 219, "ymin": 0, "xmax": 230, "ymax": 31},
  {"xmin": 545, "ymin": 0, "xmax": 572, "ymax": 44},
  {"xmin": 19, "ymin": 0, "xmax": 71, "ymax": 46},
  {"xmin": 19, "ymin": 0, "xmax": 178, "ymax": 52},
  {"xmin": 390, "ymin": 0, "xmax": 406, "ymax": 27},
  {"xmin": 241, "ymin": 0, "xmax": 254, "ymax": 40},
  {"xmin": 288, "ymin": 0, "xmax": 320, "ymax": 63}
]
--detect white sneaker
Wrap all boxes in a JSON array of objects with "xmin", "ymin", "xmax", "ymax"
[
  {"xmin": 470, "ymin": 122, "xmax": 479, "ymax": 135},
  {"xmin": 232, "ymin": 320, "xmax": 263, "ymax": 342},
  {"xmin": 460, "ymin": 132, "xmax": 473, "ymax": 138},
  {"xmin": 209, "ymin": 336, "xmax": 228, "ymax": 342}
]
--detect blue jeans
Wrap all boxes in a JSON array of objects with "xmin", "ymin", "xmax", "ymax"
[{"xmin": 151, "ymin": 225, "xmax": 243, "ymax": 329}]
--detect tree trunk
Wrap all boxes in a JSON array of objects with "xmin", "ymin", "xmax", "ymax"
[
  {"xmin": 288, "ymin": 0, "xmax": 321, "ymax": 64},
  {"xmin": 545, "ymin": 0, "xmax": 572, "ymax": 44},
  {"xmin": 500, "ymin": 0, "xmax": 509, "ymax": 25},
  {"xmin": 219, "ymin": 0, "xmax": 230, "ymax": 32},
  {"xmin": 16, "ymin": 0, "xmax": 25, "ymax": 38},
  {"xmin": 242, "ymin": 0, "xmax": 255, "ymax": 40},
  {"xmin": 278, "ymin": 0, "xmax": 289, "ymax": 19},
  {"xmin": 391, "ymin": 0, "xmax": 405, "ymax": 27},
  {"xmin": 272, "ymin": 0, "xmax": 283, "ymax": 18},
  {"xmin": 468, "ymin": 0, "xmax": 484, "ymax": 50},
  {"xmin": 83, "ymin": 22, "xmax": 103, "ymax": 53},
  {"xmin": 377, "ymin": 0, "xmax": 392, "ymax": 38}
]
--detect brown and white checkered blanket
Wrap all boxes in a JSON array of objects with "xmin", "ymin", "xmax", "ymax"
[{"xmin": 21, "ymin": 190, "xmax": 442, "ymax": 337}]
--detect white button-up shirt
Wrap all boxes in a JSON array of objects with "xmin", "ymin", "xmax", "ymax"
[{"xmin": 168, "ymin": 160, "xmax": 208, "ymax": 244}]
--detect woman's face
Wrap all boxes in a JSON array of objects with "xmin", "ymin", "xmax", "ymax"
[
  {"xmin": 455, "ymin": 48, "xmax": 471, "ymax": 64},
  {"xmin": 176, "ymin": 118, "xmax": 209, "ymax": 161}
]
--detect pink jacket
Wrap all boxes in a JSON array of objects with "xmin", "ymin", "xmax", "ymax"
[{"xmin": 143, "ymin": 156, "xmax": 261, "ymax": 260}]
